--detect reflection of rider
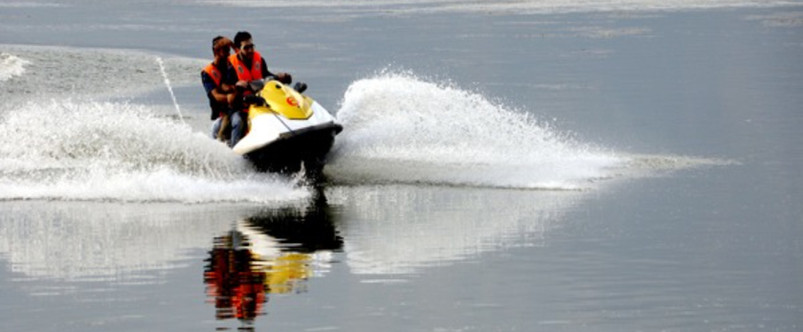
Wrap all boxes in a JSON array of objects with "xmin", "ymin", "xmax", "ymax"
[
  {"xmin": 226, "ymin": 31, "xmax": 292, "ymax": 147},
  {"xmin": 204, "ymin": 232, "xmax": 266, "ymax": 322}
]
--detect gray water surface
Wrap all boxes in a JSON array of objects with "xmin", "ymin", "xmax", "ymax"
[{"xmin": 1, "ymin": 1, "xmax": 802, "ymax": 331}]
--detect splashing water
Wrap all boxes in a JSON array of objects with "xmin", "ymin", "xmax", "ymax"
[
  {"xmin": 0, "ymin": 46, "xmax": 308, "ymax": 204},
  {"xmin": 0, "ymin": 53, "xmax": 30, "ymax": 82},
  {"xmin": 326, "ymin": 72, "xmax": 624, "ymax": 190},
  {"xmin": 156, "ymin": 56, "xmax": 184, "ymax": 124},
  {"xmin": 0, "ymin": 99, "xmax": 309, "ymax": 203}
]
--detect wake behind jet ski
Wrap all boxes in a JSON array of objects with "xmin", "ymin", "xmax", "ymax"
[{"xmin": 232, "ymin": 79, "xmax": 342, "ymax": 175}]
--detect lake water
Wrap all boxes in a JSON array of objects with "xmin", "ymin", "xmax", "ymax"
[{"xmin": 1, "ymin": 1, "xmax": 802, "ymax": 331}]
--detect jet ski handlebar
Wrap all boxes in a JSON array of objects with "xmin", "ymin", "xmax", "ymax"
[
  {"xmin": 243, "ymin": 94, "xmax": 266, "ymax": 106},
  {"xmin": 248, "ymin": 79, "xmax": 266, "ymax": 92}
]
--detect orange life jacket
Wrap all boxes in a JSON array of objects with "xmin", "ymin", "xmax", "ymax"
[
  {"xmin": 203, "ymin": 62, "xmax": 229, "ymax": 119},
  {"xmin": 202, "ymin": 62, "xmax": 224, "ymax": 87},
  {"xmin": 228, "ymin": 51, "xmax": 264, "ymax": 82}
]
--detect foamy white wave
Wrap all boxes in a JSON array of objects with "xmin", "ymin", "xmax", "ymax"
[
  {"xmin": 0, "ymin": 99, "xmax": 310, "ymax": 203},
  {"xmin": 326, "ymin": 72, "xmax": 622, "ymax": 189},
  {"xmin": 0, "ymin": 168, "xmax": 309, "ymax": 203},
  {"xmin": 197, "ymin": 0, "xmax": 803, "ymax": 15},
  {"xmin": 0, "ymin": 53, "xmax": 30, "ymax": 82}
]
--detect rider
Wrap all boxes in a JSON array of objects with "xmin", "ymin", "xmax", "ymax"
[
  {"xmin": 202, "ymin": 36, "xmax": 236, "ymax": 144},
  {"xmin": 226, "ymin": 31, "xmax": 293, "ymax": 147}
]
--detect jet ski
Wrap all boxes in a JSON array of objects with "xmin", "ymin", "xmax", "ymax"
[{"xmin": 232, "ymin": 79, "xmax": 342, "ymax": 174}]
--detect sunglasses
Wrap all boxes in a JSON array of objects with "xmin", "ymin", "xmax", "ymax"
[{"xmin": 241, "ymin": 44, "xmax": 255, "ymax": 51}]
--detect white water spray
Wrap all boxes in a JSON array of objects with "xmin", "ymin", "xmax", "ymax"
[
  {"xmin": 328, "ymin": 72, "xmax": 624, "ymax": 189},
  {"xmin": 156, "ymin": 56, "xmax": 185, "ymax": 124},
  {"xmin": 0, "ymin": 52, "xmax": 30, "ymax": 82},
  {"xmin": 0, "ymin": 99, "xmax": 311, "ymax": 203}
]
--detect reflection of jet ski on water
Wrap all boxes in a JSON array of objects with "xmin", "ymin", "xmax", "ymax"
[
  {"xmin": 232, "ymin": 79, "xmax": 343, "ymax": 174},
  {"xmin": 204, "ymin": 219, "xmax": 341, "ymax": 324},
  {"xmin": 204, "ymin": 193, "xmax": 342, "ymax": 327}
]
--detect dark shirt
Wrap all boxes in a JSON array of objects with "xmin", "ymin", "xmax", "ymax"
[{"xmin": 201, "ymin": 60, "xmax": 231, "ymax": 120}]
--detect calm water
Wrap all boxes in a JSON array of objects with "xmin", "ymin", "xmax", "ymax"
[{"xmin": 1, "ymin": 1, "xmax": 802, "ymax": 331}]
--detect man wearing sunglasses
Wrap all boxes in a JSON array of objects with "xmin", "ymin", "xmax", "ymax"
[
  {"xmin": 229, "ymin": 31, "xmax": 292, "ymax": 86},
  {"xmin": 226, "ymin": 31, "xmax": 292, "ymax": 146}
]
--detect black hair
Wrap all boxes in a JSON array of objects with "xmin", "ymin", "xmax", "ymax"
[
  {"xmin": 233, "ymin": 31, "xmax": 252, "ymax": 49},
  {"xmin": 212, "ymin": 35, "xmax": 224, "ymax": 50}
]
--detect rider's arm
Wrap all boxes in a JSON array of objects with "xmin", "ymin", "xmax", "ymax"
[
  {"xmin": 262, "ymin": 58, "xmax": 292, "ymax": 84},
  {"xmin": 202, "ymin": 71, "xmax": 230, "ymax": 103}
]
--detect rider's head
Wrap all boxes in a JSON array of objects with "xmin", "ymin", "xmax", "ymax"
[
  {"xmin": 212, "ymin": 36, "xmax": 232, "ymax": 58},
  {"xmin": 234, "ymin": 31, "xmax": 255, "ymax": 60}
]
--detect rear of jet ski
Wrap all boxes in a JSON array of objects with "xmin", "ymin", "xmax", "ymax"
[{"xmin": 241, "ymin": 119, "xmax": 341, "ymax": 173}]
